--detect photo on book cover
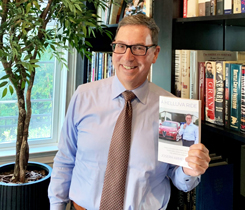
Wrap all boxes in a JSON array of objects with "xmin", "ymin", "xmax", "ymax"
[{"xmin": 158, "ymin": 96, "xmax": 201, "ymax": 168}]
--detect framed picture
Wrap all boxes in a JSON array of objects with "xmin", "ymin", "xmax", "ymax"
[{"xmin": 119, "ymin": 0, "xmax": 152, "ymax": 21}]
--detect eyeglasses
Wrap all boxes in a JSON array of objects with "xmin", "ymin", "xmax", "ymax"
[{"xmin": 110, "ymin": 43, "xmax": 157, "ymax": 56}]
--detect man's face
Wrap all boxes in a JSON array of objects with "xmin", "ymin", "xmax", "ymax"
[
  {"xmin": 112, "ymin": 25, "xmax": 160, "ymax": 90},
  {"xmin": 206, "ymin": 63, "xmax": 212, "ymax": 74},
  {"xmin": 216, "ymin": 63, "xmax": 222, "ymax": 73},
  {"xmin": 185, "ymin": 115, "xmax": 192, "ymax": 125}
]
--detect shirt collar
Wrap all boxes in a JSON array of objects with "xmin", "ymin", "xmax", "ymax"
[{"xmin": 111, "ymin": 75, "xmax": 149, "ymax": 104}]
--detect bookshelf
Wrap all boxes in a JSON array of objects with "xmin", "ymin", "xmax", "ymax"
[
  {"xmin": 80, "ymin": 0, "xmax": 245, "ymax": 209},
  {"xmin": 152, "ymin": 1, "xmax": 245, "ymax": 209}
]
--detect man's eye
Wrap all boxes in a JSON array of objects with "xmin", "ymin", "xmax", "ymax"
[
  {"xmin": 116, "ymin": 44, "xmax": 125, "ymax": 48},
  {"xmin": 134, "ymin": 46, "xmax": 144, "ymax": 50}
]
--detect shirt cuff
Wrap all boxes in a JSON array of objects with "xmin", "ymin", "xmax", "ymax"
[
  {"xmin": 177, "ymin": 167, "xmax": 200, "ymax": 191},
  {"xmin": 50, "ymin": 203, "xmax": 67, "ymax": 210}
]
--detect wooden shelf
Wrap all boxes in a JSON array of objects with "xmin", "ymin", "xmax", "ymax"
[
  {"xmin": 175, "ymin": 13, "xmax": 245, "ymax": 26},
  {"xmin": 202, "ymin": 122, "xmax": 245, "ymax": 144}
]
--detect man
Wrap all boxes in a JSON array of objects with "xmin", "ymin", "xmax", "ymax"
[
  {"xmin": 206, "ymin": 61, "xmax": 213, "ymax": 78},
  {"xmin": 48, "ymin": 14, "xmax": 210, "ymax": 210},
  {"xmin": 179, "ymin": 114, "xmax": 199, "ymax": 147}
]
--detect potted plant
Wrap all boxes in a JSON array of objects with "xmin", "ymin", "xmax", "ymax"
[{"xmin": 0, "ymin": 0, "xmax": 111, "ymax": 209}]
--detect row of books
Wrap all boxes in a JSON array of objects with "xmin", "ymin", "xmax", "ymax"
[
  {"xmin": 174, "ymin": 49, "xmax": 245, "ymax": 132},
  {"xmin": 183, "ymin": 0, "xmax": 245, "ymax": 18},
  {"xmin": 97, "ymin": 0, "xmax": 153, "ymax": 25},
  {"xmin": 87, "ymin": 52, "xmax": 116, "ymax": 83}
]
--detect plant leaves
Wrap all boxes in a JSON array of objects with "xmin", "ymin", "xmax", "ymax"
[
  {"xmin": 0, "ymin": 81, "xmax": 8, "ymax": 88},
  {"xmin": 2, "ymin": 88, "xmax": 7, "ymax": 98},
  {"xmin": 9, "ymin": 85, "xmax": 14, "ymax": 95}
]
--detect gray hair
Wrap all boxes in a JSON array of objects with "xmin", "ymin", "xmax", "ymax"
[{"xmin": 115, "ymin": 14, "xmax": 160, "ymax": 45}]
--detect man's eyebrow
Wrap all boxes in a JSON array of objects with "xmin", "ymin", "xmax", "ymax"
[{"xmin": 114, "ymin": 41, "xmax": 146, "ymax": 45}]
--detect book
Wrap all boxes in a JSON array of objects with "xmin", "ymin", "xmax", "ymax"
[
  {"xmin": 195, "ymin": 164, "xmax": 233, "ymax": 210},
  {"xmin": 190, "ymin": 50, "xmax": 199, "ymax": 99},
  {"xmin": 224, "ymin": 0, "xmax": 232, "ymax": 14},
  {"xmin": 216, "ymin": 0, "xmax": 224, "ymax": 15},
  {"xmin": 242, "ymin": 0, "xmax": 245, "ymax": 13},
  {"xmin": 241, "ymin": 65, "xmax": 245, "ymax": 132},
  {"xmin": 181, "ymin": 50, "xmax": 190, "ymax": 99},
  {"xmin": 230, "ymin": 63, "xmax": 242, "ymax": 131},
  {"xmin": 109, "ymin": 0, "xmax": 123, "ymax": 24},
  {"xmin": 224, "ymin": 62, "xmax": 232, "ymax": 128},
  {"xmin": 158, "ymin": 96, "xmax": 201, "ymax": 168},
  {"xmin": 233, "ymin": 0, "xmax": 242, "ymax": 14},
  {"xmin": 205, "ymin": 61, "xmax": 216, "ymax": 123},
  {"xmin": 205, "ymin": 0, "xmax": 211, "ymax": 16},
  {"xmin": 187, "ymin": 0, "xmax": 198, "ymax": 17},
  {"xmin": 199, "ymin": 62, "xmax": 205, "ymax": 121},
  {"xmin": 198, "ymin": 0, "xmax": 206, "ymax": 16},
  {"xmin": 210, "ymin": 0, "xmax": 216, "ymax": 15},
  {"xmin": 175, "ymin": 50, "xmax": 182, "ymax": 97},
  {"xmin": 215, "ymin": 61, "xmax": 224, "ymax": 125},
  {"xmin": 183, "ymin": 0, "xmax": 188, "ymax": 18}
]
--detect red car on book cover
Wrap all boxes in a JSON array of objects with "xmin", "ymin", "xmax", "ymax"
[{"xmin": 159, "ymin": 120, "xmax": 181, "ymax": 141}]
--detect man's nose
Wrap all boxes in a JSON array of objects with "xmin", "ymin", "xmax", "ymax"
[{"xmin": 124, "ymin": 47, "xmax": 134, "ymax": 60}]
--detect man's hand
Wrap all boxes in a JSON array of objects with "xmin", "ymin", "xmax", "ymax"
[{"xmin": 183, "ymin": 143, "xmax": 211, "ymax": 177}]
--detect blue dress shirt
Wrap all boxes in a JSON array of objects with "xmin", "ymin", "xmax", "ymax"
[
  {"xmin": 179, "ymin": 123, "xmax": 199, "ymax": 144},
  {"xmin": 48, "ymin": 75, "xmax": 200, "ymax": 210}
]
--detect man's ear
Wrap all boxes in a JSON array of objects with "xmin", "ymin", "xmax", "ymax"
[{"xmin": 152, "ymin": 46, "xmax": 160, "ymax": 64}]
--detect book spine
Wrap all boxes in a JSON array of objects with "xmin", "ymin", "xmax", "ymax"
[
  {"xmin": 242, "ymin": 0, "xmax": 245, "ymax": 13},
  {"xmin": 87, "ymin": 54, "xmax": 92, "ymax": 83},
  {"xmin": 205, "ymin": 61, "xmax": 215, "ymax": 123},
  {"xmin": 210, "ymin": 0, "xmax": 216, "ymax": 15},
  {"xmin": 216, "ymin": 0, "xmax": 224, "ymax": 15},
  {"xmin": 241, "ymin": 65, "xmax": 245, "ymax": 132},
  {"xmin": 224, "ymin": 0, "xmax": 233, "ymax": 14},
  {"xmin": 175, "ymin": 50, "xmax": 182, "ymax": 97},
  {"xmin": 230, "ymin": 64, "xmax": 241, "ymax": 131},
  {"xmin": 215, "ymin": 61, "xmax": 224, "ymax": 126},
  {"xmin": 91, "ymin": 51, "xmax": 96, "ymax": 82},
  {"xmin": 187, "ymin": 0, "xmax": 198, "ymax": 17},
  {"xmin": 183, "ymin": 0, "xmax": 188, "ymax": 18},
  {"xmin": 198, "ymin": 0, "xmax": 206, "ymax": 16},
  {"xmin": 181, "ymin": 50, "xmax": 190, "ymax": 99},
  {"xmin": 233, "ymin": 0, "xmax": 242, "ymax": 13},
  {"xmin": 225, "ymin": 63, "xmax": 231, "ymax": 129},
  {"xmin": 205, "ymin": 0, "xmax": 211, "ymax": 16},
  {"xmin": 190, "ymin": 51, "xmax": 198, "ymax": 99},
  {"xmin": 199, "ymin": 62, "xmax": 205, "ymax": 121}
]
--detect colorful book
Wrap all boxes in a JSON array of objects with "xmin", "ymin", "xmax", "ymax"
[
  {"xmin": 230, "ymin": 63, "xmax": 242, "ymax": 131},
  {"xmin": 109, "ymin": 0, "xmax": 123, "ymax": 24},
  {"xmin": 205, "ymin": 61, "xmax": 216, "ymax": 123},
  {"xmin": 242, "ymin": 0, "xmax": 245, "ymax": 13},
  {"xmin": 190, "ymin": 50, "xmax": 198, "ymax": 99},
  {"xmin": 215, "ymin": 61, "xmax": 224, "ymax": 125},
  {"xmin": 241, "ymin": 65, "xmax": 245, "ymax": 132},
  {"xmin": 205, "ymin": 0, "xmax": 211, "ymax": 16},
  {"xmin": 224, "ymin": 62, "xmax": 232, "ymax": 128},
  {"xmin": 183, "ymin": 0, "xmax": 188, "ymax": 18},
  {"xmin": 199, "ymin": 62, "xmax": 205, "ymax": 121},
  {"xmin": 210, "ymin": 0, "xmax": 216, "ymax": 15}
]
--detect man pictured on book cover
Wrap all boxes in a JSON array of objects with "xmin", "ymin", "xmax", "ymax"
[
  {"xmin": 216, "ymin": 61, "xmax": 223, "ymax": 82},
  {"xmin": 179, "ymin": 114, "xmax": 199, "ymax": 147},
  {"xmin": 49, "ymin": 14, "xmax": 210, "ymax": 210},
  {"xmin": 206, "ymin": 61, "xmax": 213, "ymax": 78}
]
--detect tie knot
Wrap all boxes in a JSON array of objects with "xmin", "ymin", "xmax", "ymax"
[{"xmin": 122, "ymin": 91, "xmax": 136, "ymax": 102}]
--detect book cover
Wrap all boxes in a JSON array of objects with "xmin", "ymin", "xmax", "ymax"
[
  {"xmin": 230, "ymin": 63, "xmax": 242, "ymax": 131},
  {"xmin": 91, "ymin": 51, "xmax": 97, "ymax": 82},
  {"xmin": 233, "ymin": 0, "xmax": 242, "ymax": 13},
  {"xmin": 198, "ymin": 0, "xmax": 206, "ymax": 16},
  {"xmin": 216, "ymin": 0, "xmax": 224, "ymax": 15},
  {"xmin": 195, "ymin": 164, "xmax": 233, "ymax": 210},
  {"xmin": 205, "ymin": 0, "xmax": 211, "ymax": 16},
  {"xmin": 224, "ymin": 0, "xmax": 232, "ymax": 14},
  {"xmin": 199, "ymin": 62, "xmax": 205, "ymax": 121},
  {"xmin": 205, "ymin": 61, "xmax": 216, "ymax": 123},
  {"xmin": 187, "ymin": 0, "xmax": 198, "ymax": 17},
  {"xmin": 181, "ymin": 50, "xmax": 190, "ymax": 99},
  {"xmin": 158, "ymin": 96, "xmax": 201, "ymax": 168},
  {"xmin": 175, "ymin": 50, "xmax": 182, "ymax": 97},
  {"xmin": 241, "ymin": 65, "xmax": 245, "ymax": 132},
  {"xmin": 210, "ymin": 0, "xmax": 216, "ymax": 15},
  {"xmin": 215, "ymin": 61, "xmax": 224, "ymax": 125},
  {"xmin": 225, "ymin": 62, "xmax": 232, "ymax": 128}
]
